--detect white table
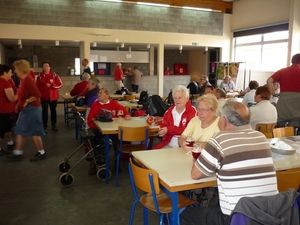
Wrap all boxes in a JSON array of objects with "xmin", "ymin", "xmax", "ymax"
[
  {"xmin": 132, "ymin": 137, "xmax": 300, "ymax": 225},
  {"xmin": 93, "ymin": 117, "xmax": 159, "ymax": 184}
]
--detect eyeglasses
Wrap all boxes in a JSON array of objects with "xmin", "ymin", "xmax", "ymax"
[{"xmin": 197, "ymin": 108, "xmax": 212, "ymax": 112}]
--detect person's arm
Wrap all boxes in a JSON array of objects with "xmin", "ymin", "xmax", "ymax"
[
  {"xmin": 52, "ymin": 73, "xmax": 63, "ymax": 89},
  {"xmin": 267, "ymin": 77, "xmax": 275, "ymax": 95},
  {"xmin": 191, "ymin": 164, "xmax": 205, "ymax": 179},
  {"xmin": 4, "ymin": 87, "xmax": 18, "ymax": 102}
]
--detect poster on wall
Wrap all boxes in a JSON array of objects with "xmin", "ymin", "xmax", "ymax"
[{"xmin": 216, "ymin": 62, "xmax": 240, "ymax": 87}]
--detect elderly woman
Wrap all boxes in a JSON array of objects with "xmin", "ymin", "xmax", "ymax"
[
  {"xmin": 179, "ymin": 94, "xmax": 220, "ymax": 150},
  {"xmin": 0, "ymin": 64, "xmax": 18, "ymax": 155},
  {"xmin": 9, "ymin": 60, "xmax": 46, "ymax": 161},
  {"xmin": 154, "ymin": 85, "xmax": 197, "ymax": 149},
  {"xmin": 70, "ymin": 72, "xmax": 90, "ymax": 97}
]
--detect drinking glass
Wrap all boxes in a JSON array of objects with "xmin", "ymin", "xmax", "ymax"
[
  {"xmin": 186, "ymin": 135, "xmax": 194, "ymax": 147},
  {"xmin": 192, "ymin": 144, "xmax": 202, "ymax": 161}
]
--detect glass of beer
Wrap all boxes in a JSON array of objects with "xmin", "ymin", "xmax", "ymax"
[
  {"xmin": 192, "ymin": 144, "xmax": 202, "ymax": 161},
  {"xmin": 186, "ymin": 135, "xmax": 194, "ymax": 147}
]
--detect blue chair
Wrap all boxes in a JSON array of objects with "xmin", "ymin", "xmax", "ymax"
[
  {"xmin": 116, "ymin": 125, "xmax": 149, "ymax": 187},
  {"xmin": 128, "ymin": 158, "xmax": 197, "ymax": 225}
]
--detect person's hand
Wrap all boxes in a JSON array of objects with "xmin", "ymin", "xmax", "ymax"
[
  {"xmin": 125, "ymin": 115, "xmax": 131, "ymax": 120},
  {"xmin": 158, "ymin": 127, "xmax": 168, "ymax": 137},
  {"xmin": 46, "ymin": 83, "xmax": 51, "ymax": 88}
]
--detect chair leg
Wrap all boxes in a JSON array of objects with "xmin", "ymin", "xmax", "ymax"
[
  {"xmin": 116, "ymin": 152, "xmax": 122, "ymax": 187},
  {"xmin": 129, "ymin": 200, "xmax": 139, "ymax": 225},
  {"xmin": 143, "ymin": 206, "xmax": 149, "ymax": 225}
]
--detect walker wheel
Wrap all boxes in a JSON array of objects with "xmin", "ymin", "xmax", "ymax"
[
  {"xmin": 97, "ymin": 168, "xmax": 111, "ymax": 181},
  {"xmin": 59, "ymin": 173, "xmax": 74, "ymax": 187},
  {"xmin": 58, "ymin": 161, "xmax": 71, "ymax": 172}
]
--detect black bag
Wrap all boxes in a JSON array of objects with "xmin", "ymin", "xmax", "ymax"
[
  {"xmin": 164, "ymin": 90, "xmax": 174, "ymax": 106},
  {"xmin": 138, "ymin": 91, "xmax": 149, "ymax": 105},
  {"xmin": 96, "ymin": 109, "xmax": 113, "ymax": 122},
  {"xmin": 115, "ymin": 86, "xmax": 131, "ymax": 95},
  {"xmin": 187, "ymin": 81, "xmax": 201, "ymax": 94},
  {"xmin": 73, "ymin": 96, "xmax": 85, "ymax": 106},
  {"xmin": 148, "ymin": 95, "xmax": 170, "ymax": 117}
]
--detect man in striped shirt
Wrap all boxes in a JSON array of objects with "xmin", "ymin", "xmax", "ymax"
[{"xmin": 180, "ymin": 101, "xmax": 278, "ymax": 225}]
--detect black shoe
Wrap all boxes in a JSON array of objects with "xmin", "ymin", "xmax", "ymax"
[
  {"xmin": 52, "ymin": 125, "xmax": 58, "ymax": 131},
  {"xmin": 0, "ymin": 149, "xmax": 10, "ymax": 156},
  {"xmin": 30, "ymin": 152, "xmax": 47, "ymax": 162},
  {"xmin": 6, "ymin": 153, "xmax": 23, "ymax": 161}
]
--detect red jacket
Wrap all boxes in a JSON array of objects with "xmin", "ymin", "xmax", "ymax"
[
  {"xmin": 36, "ymin": 70, "xmax": 63, "ymax": 101},
  {"xmin": 154, "ymin": 101, "xmax": 197, "ymax": 149},
  {"xmin": 70, "ymin": 81, "xmax": 89, "ymax": 97}
]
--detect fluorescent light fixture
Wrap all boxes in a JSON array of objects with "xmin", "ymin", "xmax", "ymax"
[
  {"xmin": 93, "ymin": 42, "xmax": 97, "ymax": 47},
  {"xmin": 137, "ymin": 2, "xmax": 170, "ymax": 7},
  {"xmin": 147, "ymin": 44, "xmax": 150, "ymax": 49},
  {"xmin": 205, "ymin": 47, "xmax": 208, "ymax": 51},
  {"xmin": 101, "ymin": 0, "xmax": 122, "ymax": 2},
  {"xmin": 179, "ymin": 45, "xmax": 183, "ymax": 50},
  {"xmin": 182, "ymin": 6, "xmax": 212, "ymax": 11},
  {"xmin": 120, "ymin": 43, "xmax": 124, "ymax": 48},
  {"xmin": 18, "ymin": 39, "xmax": 22, "ymax": 45},
  {"xmin": 55, "ymin": 40, "xmax": 59, "ymax": 46}
]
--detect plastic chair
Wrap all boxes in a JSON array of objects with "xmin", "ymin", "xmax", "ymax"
[
  {"xmin": 276, "ymin": 167, "xmax": 300, "ymax": 192},
  {"xmin": 116, "ymin": 125, "xmax": 149, "ymax": 186},
  {"xmin": 272, "ymin": 126, "xmax": 295, "ymax": 138},
  {"xmin": 128, "ymin": 158, "xmax": 197, "ymax": 225},
  {"xmin": 255, "ymin": 123, "xmax": 276, "ymax": 138}
]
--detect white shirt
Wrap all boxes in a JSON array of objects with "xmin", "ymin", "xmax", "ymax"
[
  {"xmin": 249, "ymin": 100, "xmax": 277, "ymax": 129},
  {"xmin": 242, "ymin": 89, "xmax": 256, "ymax": 106},
  {"xmin": 168, "ymin": 107, "xmax": 185, "ymax": 148},
  {"xmin": 270, "ymin": 88, "xmax": 280, "ymax": 104}
]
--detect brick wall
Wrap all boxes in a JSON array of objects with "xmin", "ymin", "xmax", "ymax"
[{"xmin": 0, "ymin": 0, "xmax": 223, "ymax": 35}]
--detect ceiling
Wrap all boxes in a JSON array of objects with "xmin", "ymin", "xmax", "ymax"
[{"xmin": 0, "ymin": 39, "xmax": 208, "ymax": 51}]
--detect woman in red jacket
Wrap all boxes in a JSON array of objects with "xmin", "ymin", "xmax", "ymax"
[
  {"xmin": 154, "ymin": 85, "xmax": 197, "ymax": 149},
  {"xmin": 36, "ymin": 61, "xmax": 63, "ymax": 132}
]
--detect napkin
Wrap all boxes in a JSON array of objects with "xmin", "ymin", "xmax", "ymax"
[{"xmin": 271, "ymin": 141, "xmax": 293, "ymax": 150}]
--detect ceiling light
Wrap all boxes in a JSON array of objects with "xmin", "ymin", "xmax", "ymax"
[
  {"xmin": 179, "ymin": 45, "xmax": 183, "ymax": 50},
  {"xmin": 93, "ymin": 42, "xmax": 97, "ymax": 47},
  {"xmin": 137, "ymin": 2, "xmax": 170, "ymax": 7},
  {"xmin": 182, "ymin": 6, "xmax": 212, "ymax": 11},
  {"xmin": 120, "ymin": 43, "xmax": 125, "ymax": 48},
  {"xmin": 147, "ymin": 44, "xmax": 150, "ymax": 49},
  {"xmin": 55, "ymin": 40, "xmax": 59, "ymax": 46},
  {"xmin": 18, "ymin": 39, "xmax": 22, "ymax": 45},
  {"xmin": 205, "ymin": 47, "xmax": 208, "ymax": 51}
]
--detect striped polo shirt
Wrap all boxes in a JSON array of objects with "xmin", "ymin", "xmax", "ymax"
[{"xmin": 195, "ymin": 124, "xmax": 278, "ymax": 215}]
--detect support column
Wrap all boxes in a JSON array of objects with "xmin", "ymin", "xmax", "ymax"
[
  {"xmin": 288, "ymin": 0, "xmax": 300, "ymax": 64},
  {"xmin": 79, "ymin": 41, "xmax": 91, "ymax": 73},
  {"xmin": 149, "ymin": 45, "xmax": 154, "ymax": 76},
  {"xmin": 157, "ymin": 43, "xmax": 164, "ymax": 96}
]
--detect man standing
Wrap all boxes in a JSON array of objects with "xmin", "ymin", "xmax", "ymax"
[
  {"xmin": 128, "ymin": 66, "xmax": 143, "ymax": 93},
  {"xmin": 267, "ymin": 53, "xmax": 300, "ymax": 127},
  {"xmin": 180, "ymin": 101, "xmax": 278, "ymax": 225},
  {"xmin": 37, "ymin": 61, "xmax": 63, "ymax": 132},
  {"xmin": 80, "ymin": 58, "xmax": 91, "ymax": 80},
  {"xmin": 113, "ymin": 63, "xmax": 124, "ymax": 91}
]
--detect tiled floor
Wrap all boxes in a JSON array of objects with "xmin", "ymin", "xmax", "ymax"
[{"xmin": 0, "ymin": 104, "xmax": 159, "ymax": 225}]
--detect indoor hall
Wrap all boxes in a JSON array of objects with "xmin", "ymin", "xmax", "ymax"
[{"xmin": 0, "ymin": 105, "xmax": 159, "ymax": 225}]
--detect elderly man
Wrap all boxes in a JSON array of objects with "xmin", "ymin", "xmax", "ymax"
[
  {"xmin": 114, "ymin": 63, "xmax": 125, "ymax": 91},
  {"xmin": 267, "ymin": 53, "xmax": 300, "ymax": 127},
  {"xmin": 180, "ymin": 101, "xmax": 278, "ymax": 225},
  {"xmin": 127, "ymin": 66, "xmax": 143, "ymax": 93},
  {"xmin": 80, "ymin": 58, "xmax": 91, "ymax": 80},
  {"xmin": 220, "ymin": 75, "xmax": 236, "ymax": 92},
  {"xmin": 213, "ymin": 88, "xmax": 227, "ymax": 116}
]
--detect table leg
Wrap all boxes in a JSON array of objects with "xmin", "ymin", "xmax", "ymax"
[
  {"xmin": 64, "ymin": 100, "xmax": 67, "ymax": 123},
  {"xmin": 160, "ymin": 185, "xmax": 178, "ymax": 225},
  {"xmin": 105, "ymin": 134, "xmax": 110, "ymax": 184}
]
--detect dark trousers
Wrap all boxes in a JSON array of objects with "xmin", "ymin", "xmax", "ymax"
[
  {"xmin": 131, "ymin": 84, "xmax": 139, "ymax": 93},
  {"xmin": 41, "ymin": 100, "xmax": 57, "ymax": 128},
  {"xmin": 180, "ymin": 206, "xmax": 230, "ymax": 225}
]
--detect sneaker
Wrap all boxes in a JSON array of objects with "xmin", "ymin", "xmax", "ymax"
[
  {"xmin": 6, "ymin": 153, "xmax": 23, "ymax": 161},
  {"xmin": 52, "ymin": 125, "xmax": 58, "ymax": 131},
  {"xmin": 0, "ymin": 149, "xmax": 10, "ymax": 156},
  {"xmin": 30, "ymin": 152, "xmax": 47, "ymax": 162}
]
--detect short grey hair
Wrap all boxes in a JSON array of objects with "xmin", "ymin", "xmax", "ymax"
[
  {"xmin": 116, "ymin": 63, "xmax": 122, "ymax": 67},
  {"xmin": 200, "ymin": 75, "xmax": 208, "ymax": 81},
  {"xmin": 81, "ymin": 72, "xmax": 91, "ymax": 81},
  {"xmin": 172, "ymin": 85, "xmax": 189, "ymax": 99},
  {"xmin": 89, "ymin": 77, "xmax": 100, "ymax": 88},
  {"xmin": 220, "ymin": 100, "xmax": 251, "ymax": 126}
]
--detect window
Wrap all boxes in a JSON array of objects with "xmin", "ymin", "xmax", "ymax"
[
  {"xmin": 75, "ymin": 58, "xmax": 80, "ymax": 75},
  {"xmin": 233, "ymin": 25, "xmax": 289, "ymax": 72}
]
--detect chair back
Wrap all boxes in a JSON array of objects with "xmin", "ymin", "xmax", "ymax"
[
  {"xmin": 272, "ymin": 126, "xmax": 295, "ymax": 138},
  {"xmin": 118, "ymin": 125, "xmax": 149, "ymax": 142},
  {"xmin": 129, "ymin": 158, "xmax": 160, "ymax": 195},
  {"xmin": 276, "ymin": 167, "xmax": 300, "ymax": 192},
  {"xmin": 255, "ymin": 123, "xmax": 276, "ymax": 138},
  {"xmin": 124, "ymin": 95, "xmax": 136, "ymax": 101}
]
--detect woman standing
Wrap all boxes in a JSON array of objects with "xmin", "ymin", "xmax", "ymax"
[
  {"xmin": 36, "ymin": 61, "xmax": 63, "ymax": 132},
  {"xmin": 0, "ymin": 64, "xmax": 18, "ymax": 155},
  {"xmin": 9, "ymin": 60, "xmax": 47, "ymax": 161}
]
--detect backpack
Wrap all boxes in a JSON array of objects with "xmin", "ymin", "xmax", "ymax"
[
  {"xmin": 148, "ymin": 95, "xmax": 169, "ymax": 117},
  {"xmin": 187, "ymin": 81, "xmax": 200, "ymax": 94},
  {"xmin": 164, "ymin": 90, "xmax": 174, "ymax": 106},
  {"xmin": 137, "ymin": 91, "xmax": 149, "ymax": 105}
]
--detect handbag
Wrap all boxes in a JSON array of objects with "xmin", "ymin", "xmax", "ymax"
[{"xmin": 72, "ymin": 86, "xmax": 88, "ymax": 106}]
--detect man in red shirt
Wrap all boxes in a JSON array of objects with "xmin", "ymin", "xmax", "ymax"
[
  {"xmin": 267, "ymin": 53, "xmax": 300, "ymax": 127},
  {"xmin": 113, "ymin": 63, "xmax": 124, "ymax": 91}
]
